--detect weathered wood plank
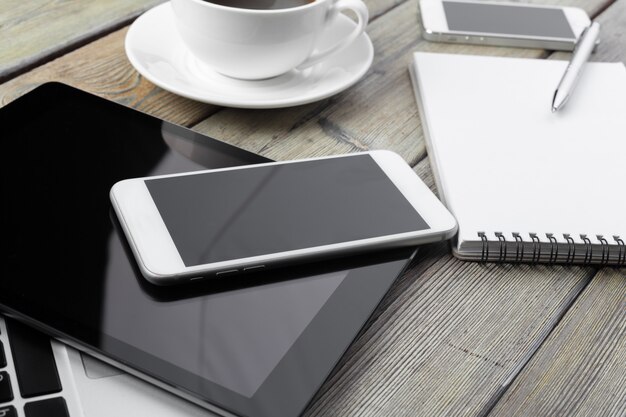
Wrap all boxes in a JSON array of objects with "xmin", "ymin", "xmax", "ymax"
[
  {"xmin": 0, "ymin": 28, "xmax": 216, "ymax": 127},
  {"xmin": 488, "ymin": 268, "xmax": 625, "ymax": 417},
  {"xmin": 0, "ymin": 0, "xmax": 164, "ymax": 81}
]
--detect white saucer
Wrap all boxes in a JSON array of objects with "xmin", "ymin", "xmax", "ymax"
[{"xmin": 125, "ymin": 2, "xmax": 374, "ymax": 109}]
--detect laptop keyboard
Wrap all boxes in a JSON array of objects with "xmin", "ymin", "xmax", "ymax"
[{"xmin": 0, "ymin": 317, "xmax": 70, "ymax": 417}]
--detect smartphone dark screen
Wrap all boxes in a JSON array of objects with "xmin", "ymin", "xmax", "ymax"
[
  {"xmin": 145, "ymin": 155, "xmax": 428, "ymax": 266},
  {"xmin": 0, "ymin": 83, "xmax": 414, "ymax": 417},
  {"xmin": 443, "ymin": 1, "xmax": 575, "ymax": 38}
]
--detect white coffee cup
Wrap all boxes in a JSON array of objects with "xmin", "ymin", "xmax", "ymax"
[{"xmin": 171, "ymin": 0, "xmax": 369, "ymax": 80}]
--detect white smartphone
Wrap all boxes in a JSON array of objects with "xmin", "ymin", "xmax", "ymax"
[
  {"xmin": 419, "ymin": 0, "xmax": 591, "ymax": 51},
  {"xmin": 110, "ymin": 151, "xmax": 457, "ymax": 285}
]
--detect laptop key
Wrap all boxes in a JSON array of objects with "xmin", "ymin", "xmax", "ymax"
[
  {"xmin": 24, "ymin": 397, "xmax": 69, "ymax": 417},
  {"xmin": 0, "ymin": 371, "xmax": 13, "ymax": 403},
  {"xmin": 5, "ymin": 319, "xmax": 62, "ymax": 398},
  {"xmin": 0, "ymin": 342, "xmax": 6, "ymax": 368},
  {"xmin": 0, "ymin": 405, "xmax": 17, "ymax": 417}
]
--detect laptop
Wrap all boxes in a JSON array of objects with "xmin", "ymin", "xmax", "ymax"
[{"xmin": 0, "ymin": 83, "xmax": 414, "ymax": 417}]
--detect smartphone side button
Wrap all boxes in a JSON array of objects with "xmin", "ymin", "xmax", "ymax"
[
  {"xmin": 216, "ymin": 269, "xmax": 239, "ymax": 277},
  {"xmin": 243, "ymin": 265, "xmax": 265, "ymax": 272}
]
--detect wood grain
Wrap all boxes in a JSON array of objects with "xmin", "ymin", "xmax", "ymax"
[
  {"xmin": 0, "ymin": 0, "xmax": 164, "ymax": 81},
  {"xmin": 488, "ymin": 268, "xmax": 625, "ymax": 417},
  {"xmin": 0, "ymin": 28, "xmax": 217, "ymax": 127}
]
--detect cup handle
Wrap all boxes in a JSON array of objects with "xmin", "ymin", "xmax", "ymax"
[{"xmin": 297, "ymin": 0, "xmax": 369, "ymax": 70}]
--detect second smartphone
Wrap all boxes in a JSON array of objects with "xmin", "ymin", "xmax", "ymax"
[
  {"xmin": 420, "ymin": 0, "xmax": 590, "ymax": 51},
  {"xmin": 110, "ymin": 151, "xmax": 457, "ymax": 284}
]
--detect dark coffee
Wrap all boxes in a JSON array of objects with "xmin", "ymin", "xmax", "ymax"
[{"xmin": 205, "ymin": 0, "xmax": 315, "ymax": 10}]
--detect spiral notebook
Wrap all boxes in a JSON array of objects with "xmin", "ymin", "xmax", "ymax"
[{"xmin": 410, "ymin": 52, "xmax": 626, "ymax": 265}]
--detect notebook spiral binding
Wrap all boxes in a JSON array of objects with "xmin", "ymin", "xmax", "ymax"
[{"xmin": 477, "ymin": 232, "xmax": 626, "ymax": 266}]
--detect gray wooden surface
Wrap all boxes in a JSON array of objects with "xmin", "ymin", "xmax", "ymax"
[
  {"xmin": 0, "ymin": 0, "xmax": 624, "ymax": 415},
  {"xmin": 0, "ymin": 0, "xmax": 164, "ymax": 82}
]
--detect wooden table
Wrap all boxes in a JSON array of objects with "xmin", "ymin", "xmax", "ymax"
[{"xmin": 1, "ymin": 0, "xmax": 624, "ymax": 415}]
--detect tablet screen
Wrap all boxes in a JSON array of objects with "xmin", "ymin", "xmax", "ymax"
[
  {"xmin": 0, "ymin": 84, "xmax": 412, "ymax": 417},
  {"xmin": 101, "ymin": 250, "xmax": 346, "ymax": 398}
]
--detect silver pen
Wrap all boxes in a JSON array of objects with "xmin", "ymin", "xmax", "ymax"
[{"xmin": 551, "ymin": 21, "xmax": 601, "ymax": 112}]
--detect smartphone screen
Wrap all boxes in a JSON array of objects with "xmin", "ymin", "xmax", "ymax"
[
  {"xmin": 145, "ymin": 154, "xmax": 430, "ymax": 267},
  {"xmin": 442, "ymin": 0, "xmax": 575, "ymax": 38}
]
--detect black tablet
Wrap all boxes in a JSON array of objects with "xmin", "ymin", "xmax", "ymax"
[{"xmin": 0, "ymin": 83, "xmax": 414, "ymax": 417}]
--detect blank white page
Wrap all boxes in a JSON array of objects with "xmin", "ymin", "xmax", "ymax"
[{"xmin": 411, "ymin": 52, "xmax": 626, "ymax": 247}]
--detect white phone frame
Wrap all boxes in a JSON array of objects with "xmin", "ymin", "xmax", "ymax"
[
  {"xmin": 419, "ymin": 0, "xmax": 591, "ymax": 51},
  {"xmin": 110, "ymin": 150, "xmax": 457, "ymax": 285}
]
